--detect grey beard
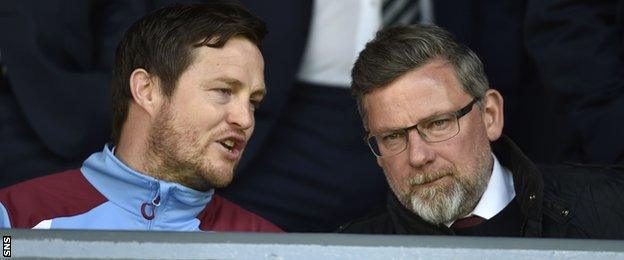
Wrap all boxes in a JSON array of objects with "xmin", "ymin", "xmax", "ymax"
[
  {"xmin": 409, "ymin": 169, "xmax": 489, "ymax": 225},
  {"xmin": 410, "ymin": 178, "xmax": 465, "ymax": 225}
]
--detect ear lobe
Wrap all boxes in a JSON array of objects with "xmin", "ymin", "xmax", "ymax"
[
  {"xmin": 129, "ymin": 69, "xmax": 162, "ymax": 117},
  {"xmin": 481, "ymin": 89, "xmax": 504, "ymax": 141}
]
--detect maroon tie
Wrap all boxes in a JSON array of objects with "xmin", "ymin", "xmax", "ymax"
[{"xmin": 451, "ymin": 215, "xmax": 486, "ymax": 229}]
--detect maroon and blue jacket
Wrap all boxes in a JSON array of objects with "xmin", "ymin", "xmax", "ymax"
[{"xmin": 0, "ymin": 145, "xmax": 282, "ymax": 232}]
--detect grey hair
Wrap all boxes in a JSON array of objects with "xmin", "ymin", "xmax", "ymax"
[{"xmin": 351, "ymin": 24, "xmax": 489, "ymax": 131}]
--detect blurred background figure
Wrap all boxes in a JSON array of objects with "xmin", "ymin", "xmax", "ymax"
[
  {"xmin": 525, "ymin": 0, "xmax": 624, "ymax": 164},
  {"xmin": 0, "ymin": 1, "xmax": 148, "ymax": 187}
]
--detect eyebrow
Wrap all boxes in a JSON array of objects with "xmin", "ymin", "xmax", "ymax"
[
  {"xmin": 372, "ymin": 110, "xmax": 452, "ymax": 135},
  {"xmin": 374, "ymin": 126, "xmax": 406, "ymax": 135},
  {"xmin": 213, "ymin": 77, "xmax": 266, "ymax": 98},
  {"xmin": 252, "ymin": 88, "xmax": 266, "ymax": 99},
  {"xmin": 214, "ymin": 77, "xmax": 243, "ymax": 88}
]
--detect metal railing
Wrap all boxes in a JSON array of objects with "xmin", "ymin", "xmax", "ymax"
[{"xmin": 2, "ymin": 229, "xmax": 624, "ymax": 259}]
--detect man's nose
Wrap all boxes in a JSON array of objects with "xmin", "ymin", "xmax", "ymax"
[
  {"xmin": 406, "ymin": 130, "xmax": 436, "ymax": 168},
  {"xmin": 226, "ymin": 98, "xmax": 253, "ymax": 130}
]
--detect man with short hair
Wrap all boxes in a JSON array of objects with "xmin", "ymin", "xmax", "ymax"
[
  {"xmin": 340, "ymin": 24, "xmax": 624, "ymax": 238},
  {"xmin": 0, "ymin": 3, "xmax": 280, "ymax": 232}
]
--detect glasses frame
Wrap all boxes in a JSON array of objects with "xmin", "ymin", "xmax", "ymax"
[{"xmin": 366, "ymin": 98, "xmax": 480, "ymax": 157}]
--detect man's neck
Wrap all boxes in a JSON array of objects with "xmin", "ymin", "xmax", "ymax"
[
  {"xmin": 114, "ymin": 137, "xmax": 152, "ymax": 175},
  {"xmin": 115, "ymin": 142, "xmax": 211, "ymax": 191}
]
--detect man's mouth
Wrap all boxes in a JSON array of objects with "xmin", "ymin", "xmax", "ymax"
[
  {"xmin": 219, "ymin": 139, "xmax": 237, "ymax": 151},
  {"xmin": 216, "ymin": 134, "xmax": 246, "ymax": 160},
  {"xmin": 407, "ymin": 171, "xmax": 451, "ymax": 186}
]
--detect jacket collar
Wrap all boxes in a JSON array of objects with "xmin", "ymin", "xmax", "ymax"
[
  {"xmin": 491, "ymin": 135, "xmax": 543, "ymax": 236},
  {"xmin": 80, "ymin": 144, "xmax": 213, "ymax": 224}
]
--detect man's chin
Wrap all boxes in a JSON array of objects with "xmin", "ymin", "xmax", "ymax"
[
  {"xmin": 200, "ymin": 167, "xmax": 234, "ymax": 188},
  {"xmin": 208, "ymin": 179, "xmax": 232, "ymax": 188},
  {"xmin": 408, "ymin": 177, "xmax": 467, "ymax": 224}
]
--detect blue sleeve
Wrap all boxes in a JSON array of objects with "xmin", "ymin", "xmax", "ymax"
[{"xmin": 0, "ymin": 202, "xmax": 11, "ymax": 228}]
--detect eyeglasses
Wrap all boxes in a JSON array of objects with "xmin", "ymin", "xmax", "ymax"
[{"xmin": 366, "ymin": 99, "xmax": 479, "ymax": 157}]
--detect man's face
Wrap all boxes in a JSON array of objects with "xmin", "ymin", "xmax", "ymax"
[
  {"xmin": 363, "ymin": 59, "xmax": 499, "ymax": 224},
  {"xmin": 147, "ymin": 37, "xmax": 265, "ymax": 190}
]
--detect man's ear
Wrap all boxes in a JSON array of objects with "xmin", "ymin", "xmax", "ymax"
[
  {"xmin": 129, "ymin": 69, "xmax": 163, "ymax": 117},
  {"xmin": 481, "ymin": 89, "xmax": 504, "ymax": 141}
]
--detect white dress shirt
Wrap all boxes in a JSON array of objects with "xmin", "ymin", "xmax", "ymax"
[
  {"xmin": 297, "ymin": 0, "xmax": 382, "ymax": 87},
  {"xmin": 446, "ymin": 153, "xmax": 516, "ymax": 227}
]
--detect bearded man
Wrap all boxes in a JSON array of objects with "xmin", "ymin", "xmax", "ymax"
[
  {"xmin": 339, "ymin": 24, "xmax": 624, "ymax": 238},
  {"xmin": 0, "ymin": 3, "xmax": 280, "ymax": 232}
]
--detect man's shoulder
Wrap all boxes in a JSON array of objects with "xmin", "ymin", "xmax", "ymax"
[
  {"xmin": 538, "ymin": 163, "xmax": 624, "ymax": 205},
  {"xmin": 0, "ymin": 169, "xmax": 107, "ymax": 228},
  {"xmin": 338, "ymin": 209, "xmax": 395, "ymax": 234},
  {"xmin": 539, "ymin": 163, "xmax": 624, "ymax": 188},
  {"xmin": 197, "ymin": 195, "xmax": 282, "ymax": 232},
  {"xmin": 538, "ymin": 163, "xmax": 624, "ymax": 239}
]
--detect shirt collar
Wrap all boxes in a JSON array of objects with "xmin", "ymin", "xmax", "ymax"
[{"xmin": 445, "ymin": 153, "xmax": 515, "ymax": 227}]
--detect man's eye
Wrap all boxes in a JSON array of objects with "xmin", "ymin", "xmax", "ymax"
[
  {"xmin": 217, "ymin": 88, "xmax": 232, "ymax": 95},
  {"xmin": 433, "ymin": 119, "xmax": 449, "ymax": 126},
  {"xmin": 426, "ymin": 118, "xmax": 452, "ymax": 130},
  {"xmin": 382, "ymin": 132, "xmax": 404, "ymax": 141}
]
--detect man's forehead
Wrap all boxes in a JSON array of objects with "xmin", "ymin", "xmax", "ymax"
[
  {"xmin": 189, "ymin": 37, "xmax": 262, "ymax": 67},
  {"xmin": 188, "ymin": 38, "xmax": 264, "ymax": 86},
  {"xmin": 367, "ymin": 63, "xmax": 463, "ymax": 103},
  {"xmin": 365, "ymin": 93, "xmax": 455, "ymax": 133},
  {"xmin": 364, "ymin": 62, "xmax": 469, "ymax": 132}
]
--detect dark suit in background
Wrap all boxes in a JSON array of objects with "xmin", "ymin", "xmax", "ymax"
[
  {"xmin": 435, "ymin": 0, "xmax": 558, "ymax": 164},
  {"xmin": 0, "ymin": 1, "xmax": 147, "ymax": 187},
  {"xmin": 525, "ymin": 0, "xmax": 624, "ymax": 164}
]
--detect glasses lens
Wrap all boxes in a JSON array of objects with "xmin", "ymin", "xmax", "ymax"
[
  {"xmin": 368, "ymin": 131, "xmax": 408, "ymax": 157},
  {"xmin": 417, "ymin": 114, "xmax": 460, "ymax": 142}
]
